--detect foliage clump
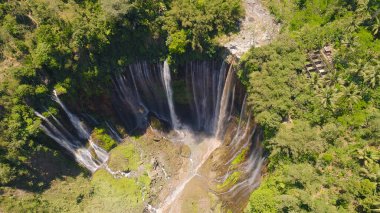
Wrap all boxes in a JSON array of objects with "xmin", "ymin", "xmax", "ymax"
[{"xmin": 91, "ymin": 128, "xmax": 117, "ymax": 152}]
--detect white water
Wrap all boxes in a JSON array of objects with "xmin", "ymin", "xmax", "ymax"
[
  {"xmin": 213, "ymin": 61, "xmax": 227, "ymax": 131},
  {"xmin": 162, "ymin": 60, "xmax": 180, "ymax": 130},
  {"xmin": 52, "ymin": 90, "xmax": 90, "ymax": 139},
  {"xmin": 114, "ymin": 62, "xmax": 173, "ymax": 130},
  {"xmin": 184, "ymin": 61, "xmax": 236, "ymax": 133},
  {"xmin": 36, "ymin": 91, "xmax": 111, "ymax": 172},
  {"xmin": 106, "ymin": 122, "xmax": 123, "ymax": 142},
  {"xmin": 38, "ymin": 92, "xmax": 139, "ymax": 178},
  {"xmin": 35, "ymin": 111, "xmax": 102, "ymax": 172},
  {"xmin": 215, "ymin": 64, "xmax": 235, "ymax": 138}
]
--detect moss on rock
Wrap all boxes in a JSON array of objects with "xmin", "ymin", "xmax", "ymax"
[
  {"xmin": 107, "ymin": 143, "xmax": 141, "ymax": 172},
  {"xmin": 91, "ymin": 128, "xmax": 117, "ymax": 152}
]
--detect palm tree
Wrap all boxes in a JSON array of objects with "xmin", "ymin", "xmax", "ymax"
[
  {"xmin": 310, "ymin": 72, "xmax": 323, "ymax": 90},
  {"xmin": 356, "ymin": 0, "xmax": 372, "ymax": 19},
  {"xmin": 338, "ymin": 83, "xmax": 361, "ymax": 111},
  {"xmin": 361, "ymin": 59, "xmax": 380, "ymax": 88},
  {"xmin": 356, "ymin": 147, "xmax": 380, "ymax": 167},
  {"xmin": 347, "ymin": 18, "xmax": 360, "ymax": 33},
  {"xmin": 317, "ymin": 86, "xmax": 338, "ymax": 109},
  {"xmin": 372, "ymin": 17, "xmax": 380, "ymax": 36},
  {"xmin": 323, "ymin": 69, "xmax": 340, "ymax": 87},
  {"xmin": 347, "ymin": 59, "xmax": 365, "ymax": 76}
]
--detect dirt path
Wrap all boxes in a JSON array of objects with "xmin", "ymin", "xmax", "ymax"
[{"xmin": 222, "ymin": 0, "xmax": 280, "ymax": 57}]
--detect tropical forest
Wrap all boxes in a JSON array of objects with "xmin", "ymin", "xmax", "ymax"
[{"xmin": 0, "ymin": 0, "xmax": 379, "ymax": 212}]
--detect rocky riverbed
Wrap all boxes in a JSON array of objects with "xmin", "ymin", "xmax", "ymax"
[{"xmin": 221, "ymin": 0, "xmax": 280, "ymax": 57}]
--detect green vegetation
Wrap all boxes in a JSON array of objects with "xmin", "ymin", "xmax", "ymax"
[
  {"xmin": 0, "ymin": 170, "xmax": 149, "ymax": 213},
  {"xmin": 0, "ymin": 0, "xmax": 242, "ymax": 191},
  {"xmin": 162, "ymin": 0, "xmax": 243, "ymax": 62},
  {"xmin": 0, "ymin": 140, "xmax": 150, "ymax": 212},
  {"xmin": 231, "ymin": 147, "xmax": 249, "ymax": 166},
  {"xmin": 88, "ymin": 169, "xmax": 149, "ymax": 213},
  {"xmin": 91, "ymin": 128, "xmax": 117, "ymax": 151},
  {"xmin": 242, "ymin": 0, "xmax": 380, "ymax": 212},
  {"xmin": 217, "ymin": 171, "xmax": 241, "ymax": 190},
  {"xmin": 108, "ymin": 143, "xmax": 141, "ymax": 172},
  {"xmin": 173, "ymin": 79, "xmax": 191, "ymax": 105}
]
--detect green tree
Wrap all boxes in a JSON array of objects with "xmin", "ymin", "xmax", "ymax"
[
  {"xmin": 316, "ymin": 86, "xmax": 338, "ymax": 109},
  {"xmin": 338, "ymin": 83, "xmax": 361, "ymax": 111},
  {"xmin": 166, "ymin": 30, "xmax": 188, "ymax": 54},
  {"xmin": 372, "ymin": 17, "xmax": 380, "ymax": 36},
  {"xmin": 268, "ymin": 121, "xmax": 325, "ymax": 165},
  {"xmin": 0, "ymin": 163, "xmax": 16, "ymax": 185},
  {"xmin": 361, "ymin": 59, "xmax": 380, "ymax": 88}
]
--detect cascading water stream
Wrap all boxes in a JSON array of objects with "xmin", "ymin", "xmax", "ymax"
[
  {"xmin": 157, "ymin": 137, "xmax": 221, "ymax": 212},
  {"xmin": 36, "ymin": 91, "xmax": 113, "ymax": 173},
  {"xmin": 213, "ymin": 61, "xmax": 227, "ymax": 132},
  {"xmin": 184, "ymin": 61, "xmax": 231, "ymax": 133},
  {"xmin": 162, "ymin": 60, "xmax": 180, "ymax": 130},
  {"xmin": 35, "ymin": 111, "xmax": 102, "ymax": 172},
  {"xmin": 52, "ymin": 90, "xmax": 90, "ymax": 139},
  {"xmin": 114, "ymin": 62, "xmax": 174, "ymax": 131},
  {"xmin": 215, "ymin": 64, "xmax": 235, "ymax": 138}
]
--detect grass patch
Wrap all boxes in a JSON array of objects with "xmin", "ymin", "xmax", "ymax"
[
  {"xmin": 91, "ymin": 128, "xmax": 117, "ymax": 151},
  {"xmin": 0, "ymin": 174, "xmax": 91, "ymax": 212},
  {"xmin": 0, "ymin": 188, "xmax": 48, "ymax": 212},
  {"xmin": 41, "ymin": 175, "xmax": 91, "ymax": 212},
  {"xmin": 1, "ymin": 140, "xmax": 151, "ymax": 212},
  {"xmin": 86, "ymin": 169, "xmax": 146, "ymax": 213},
  {"xmin": 108, "ymin": 143, "xmax": 140, "ymax": 172}
]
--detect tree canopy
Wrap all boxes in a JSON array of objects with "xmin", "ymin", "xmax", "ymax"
[{"xmin": 243, "ymin": 0, "xmax": 380, "ymax": 212}]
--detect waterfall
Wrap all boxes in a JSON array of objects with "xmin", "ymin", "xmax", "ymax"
[
  {"xmin": 37, "ymin": 59, "xmax": 263, "ymax": 211},
  {"xmin": 215, "ymin": 65, "xmax": 235, "ymax": 138},
  {"xmin": 162, "ymin": 60, "xmax": 180, "ymax": 129},
  {"xmin": 113, "ymin": 74, "xmax": 149, "ymax": 131},
  {"xmin": 52, "ymin": 90, "xmax": 90, "ymax": 139},
  {"xmin": 154, "ymin": 61, "xmax": 262, "ymax": 212},
  {"xmin": 106, "ymin": 122, "xmax": 123, "ymax": 142},
  {"xmin": 185, "ymin": 61, "xmax": 229, "ymax": 133},
  {"xmin": 35, "ymin": 111, "xmax": 103, "ymax": 172},
  {"xmin": 36, "ymin": 91, "xmax": 110, "ymax": 172},
  {"xmin": 213, "ymin": 61, "xmax": 227, "ymax": 131},
  {"xmin": 114, "ymin": 60, "xmax": 237, "ymax": 136},
  {"xmin": 114, "ymin": 62, "xmax": 172, "ymax": 131}
]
